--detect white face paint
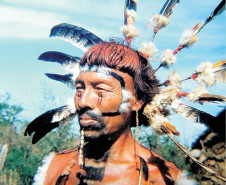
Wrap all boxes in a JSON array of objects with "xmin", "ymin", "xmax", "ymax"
[{"xmin": 79, "ymin": 65, "xmax": 133, "ymax": 114}]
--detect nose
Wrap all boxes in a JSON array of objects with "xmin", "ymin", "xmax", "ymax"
[{"xmin": 75, "ymin": 88, "xmax": 97, "ymax": 110}]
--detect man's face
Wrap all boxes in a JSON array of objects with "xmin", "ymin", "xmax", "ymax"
[{"xmin": 75, "ymin": 67, "xmax": 137, "ymax": 139}]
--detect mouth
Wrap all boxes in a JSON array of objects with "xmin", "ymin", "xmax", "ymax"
[
  {"xmin": 79, "ymin": 117, "xmax": 98, "ymax": 127},
  {"xmin": 79, "ymin": 113, "xmax": 105, "ymax": 131}
]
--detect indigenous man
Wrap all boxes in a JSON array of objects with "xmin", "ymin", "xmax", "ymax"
[{"xmin": 33, "ymin": 42, "xmax": 188, "ymax": 185}]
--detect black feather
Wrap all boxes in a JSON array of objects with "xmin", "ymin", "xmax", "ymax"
[
  {"xmin": 45, "ymin": 73, "xmax": 75, "ymax": 88},
  {"xmin": 50, "ymin": 23, "xmax": 103, "ymax": 52},
  {"xmin": 24, "ymin": 105, "xmax": 76, "ymax": 144},
  {"xmin": 38, "ymin": 51, "xmax": 80, "ymax": 65},
  {"xmin": 160, "ymin": 0, "xmax": 180, "ymax": 17}
]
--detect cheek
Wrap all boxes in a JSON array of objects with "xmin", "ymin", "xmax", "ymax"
[
  {"xmin": 99, "ymin": 93, "xmax": 122, "ymax": 111},
  {"xmin": 103, "ymin": 112, "xmax": 131, "ymax": 133}
]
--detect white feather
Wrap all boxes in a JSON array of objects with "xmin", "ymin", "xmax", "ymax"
[
  {"xmin": 121, "ymin": 25, "xmax": 139, "ymax": 38},
  {"xmin": 151, "ymin": 113, "xmax": 169, "ymax": 134},
  {"xmin": 195, "ymin": 62, "xmax": 216, "ymax": 86},
  {"xmin": 175, "ymin": 172, "xmax": 197, "ymax": 185},
  {"xmin": 179, "ymin": 29, "xmax": 198, "ymax": 47},
  {"xmin": 138, "ymin": 42, "xmax": 158, "ymax": 59},
  {"xmin": 33, "ymin": 152, "xmax": 56, "ymax": 185},
  {"xmin": 187, "ymin": 85, "xmax": 208, "ymax": 102},
  {"xmin": 66, "ymin": 97, "xmax": 76, "ymax": 113},
  {"xmin": 161, "ymin": 49, "xmax": 176, "ymax": 68},
  {"xmin": 126, "ymin": 9, "xmax": 136, "ymax": 18},
  {"xmin": 146, "ymin": 14, "xmax": 168, "ymax": 29}
]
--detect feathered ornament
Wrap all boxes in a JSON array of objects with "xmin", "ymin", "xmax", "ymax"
[
  {"xmin": 138, "ymin": 42, "xmax": 158, "ymax": 59},
  {"xmin": 162, "ymin": 126, "xmax": 226, "ymax": 182},
  {"xmin": 195, "ymin": 0, "xmax": 225, "ymax": 34},
  {"xmin": 160, "ymin": 49, "xmax": 176, "ymax": 68},
  {"xmin": 50, "ymin": 23, "xmax": 103, "ymax": 52},
  {"xmin": 122, "ymin": 0, "xmax": 139, "ymax": 45},
  {"xmin": 170, "ymin": 98, "xmax": 216, "ymax": 125},
  {"xmin": 173, "ymin": 1, "xmax": 225, "ymax": 55},
  {"xmin": 186, "ymin": 85, "xmax": 208, "ymax": 102},
  {"xmin": 39, "ymin": 51, "xmax": 80, "ymax": 73},
  {"xmin": 24, "ymin": 98, "xmax": 76, "ymax": 144},
  {"xmin": 193, "ymin": 61, "xmax": 226, "ymax": 86},
  {"xmin": 146, "ymin": 0, "xmax": 181, "ymax": 41},
  {"xmin": 38, "ymin": 51, "xmax": 81, "ymax": 88}
]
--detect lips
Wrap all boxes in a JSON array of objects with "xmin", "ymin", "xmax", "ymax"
[{"xmin": 79, "ymin": 114, "xmax": 98, "ymax": 127}]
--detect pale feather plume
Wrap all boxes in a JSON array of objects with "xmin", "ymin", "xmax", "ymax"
[
  {"xmin": 161, "ymin": 49, "xmax": 177, "ymax": 68},
  {"xmin": 138, "ymin": 42, "xmax": 158, "ymax": 59},
  {"xmin": 146, "ymin": 14, "xmax": 168, "ymax": 29},
  {"xmin": 195, "ymin": 62, "xmax": 216, "ymax": 86},
  {"xmin": 121, "ymin": 25, "xmax": 139, "ymax": 38},
  {"xmin": 187, "ymin": 85, "xmax": 208, "ymax": 102},
  {"xmin": 179, "ymin": 29, "xmax": 198, "ymax": 47}
]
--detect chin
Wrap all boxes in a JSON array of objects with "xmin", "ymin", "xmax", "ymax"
[{"xmin": 83, "ymin": 130, "xmax": 103, "ymax": 140}]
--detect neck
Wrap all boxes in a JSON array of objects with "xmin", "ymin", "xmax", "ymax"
[{"xmin": 84, "ymin": 128, "xmax": 136, "ymax": 162}]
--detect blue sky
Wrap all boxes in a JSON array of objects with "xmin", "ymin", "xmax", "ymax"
[{"xmin": 0, "ymin": 0, "xmax": 225, "ymax": 146}]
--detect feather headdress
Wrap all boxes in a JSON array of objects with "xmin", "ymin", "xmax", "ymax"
[{"xmin": 24, "ymin": 0, "xmax": 226, "ymax": 182}]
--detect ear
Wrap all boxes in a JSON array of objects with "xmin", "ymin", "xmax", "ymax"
[{"xmin": 131, "ymin": 100, "xmax": 143, "ymax": 112}]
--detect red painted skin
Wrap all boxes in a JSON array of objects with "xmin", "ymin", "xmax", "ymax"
[{"xmin": 44, "ymin": 69, "xmax": 179, "ymax": 185}]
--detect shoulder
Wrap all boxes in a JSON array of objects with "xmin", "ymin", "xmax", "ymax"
[
  {"xmin": 33, "ymin": 150, "xmax": 79, "ymax": 185},
  {"xmin": 136, "ymin": 143, "xmax": 179, "ymax": 183},
  {"xmin": 137, "ymin": 143, "xmax": 196, "ymax": 184}
]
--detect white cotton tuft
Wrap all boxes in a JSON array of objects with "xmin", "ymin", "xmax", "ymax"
[
  {"xmin": 175, "ymin": 172, "xmax": 197, "ymax": 185},
  {"xmin": 179, "ymin": 29, "xmax": 198, "ymax": 47},
  {"xmin": 170, "ymin": 98, "xmax": 182, "ymax": 111},
  {"xmin": 33, "ymin": 152, "xmax": 56, "ymax": 185},
  {"xmin": 161, "ymin": 49, "xmax": 176, "ymax": 68},
  {"xmin": 187, "ymin": 85, "xmax": 208, "ymax": 102},
  {"xmin": 138, "ymin": 42, "xmax": 158, "ymax": 59},
  {"xmin": 121, "ymin": 25, "xmax": 139, "ymax": 38},
  {"xmin": 151, "ymin": 114, "xmax": 169, "ymax": 134},
  {"xmin": 126, "ymin": 9, "xmax": 137, "ymax": 19},
  {"xmin": 195, "ymin": 62, "xmax": 216, "ymax": 86},
  {"xmin": 168, "ymin": 71, "xmax": 182, "ymax": 87},
  {"xmin": 146, "ymin": 14, "xmax": 168, "ymax": 29},
  {"xmin": 118, "ymin": 89, "xmax": 132, "ymax": 113},
  {"xmin": 66, "ymin": 97, "xmax": 76, "ymax": 113}
]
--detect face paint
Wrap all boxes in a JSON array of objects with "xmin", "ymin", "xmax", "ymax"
[
  {"xmin": 75, "ymin": 67, "xmax": 137, "ymax": 139},
  {"xmin": 98, "ymin": 92, "xmax": 102, "ymax": 105},
  {"xmin": 79, "ymin": 65, "xmax": 131, "ymax": 114}
]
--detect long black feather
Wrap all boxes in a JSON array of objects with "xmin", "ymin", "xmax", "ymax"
[
  {"xmin": 38, "ymin": 51, "xmax": 80, "ymax": 65},
  {"xmin": 45, "ymin": 73, "xmax": 75, "ymax": 88},
  {"xmin": 50, "ymin": 23, "xmax": 103, "ymax": 52},
  {"xmin": 24, "ymin": 105, "xmax": 76, "ymax": 144},
  {"xmin": 160, "ymin": 0, "xmax": 180, "ymax": 18},
  {"xmin": 196, "ymin": 0, "xmax": 225, "ymax": 34}
]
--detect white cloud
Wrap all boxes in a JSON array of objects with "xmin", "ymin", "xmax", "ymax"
[{"xmin": 0, "ymin": 6, "xmax": 68, "ymax": 39}]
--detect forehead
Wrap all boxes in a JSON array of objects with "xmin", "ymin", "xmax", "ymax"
[{"xmin": 76, "ymin": 66, "xmax": 135, "ymax": 91}]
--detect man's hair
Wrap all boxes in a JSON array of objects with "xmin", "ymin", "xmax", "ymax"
[{"xmin": 80, "ymin": 42, "xmax": 159, "ymax": 104}]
